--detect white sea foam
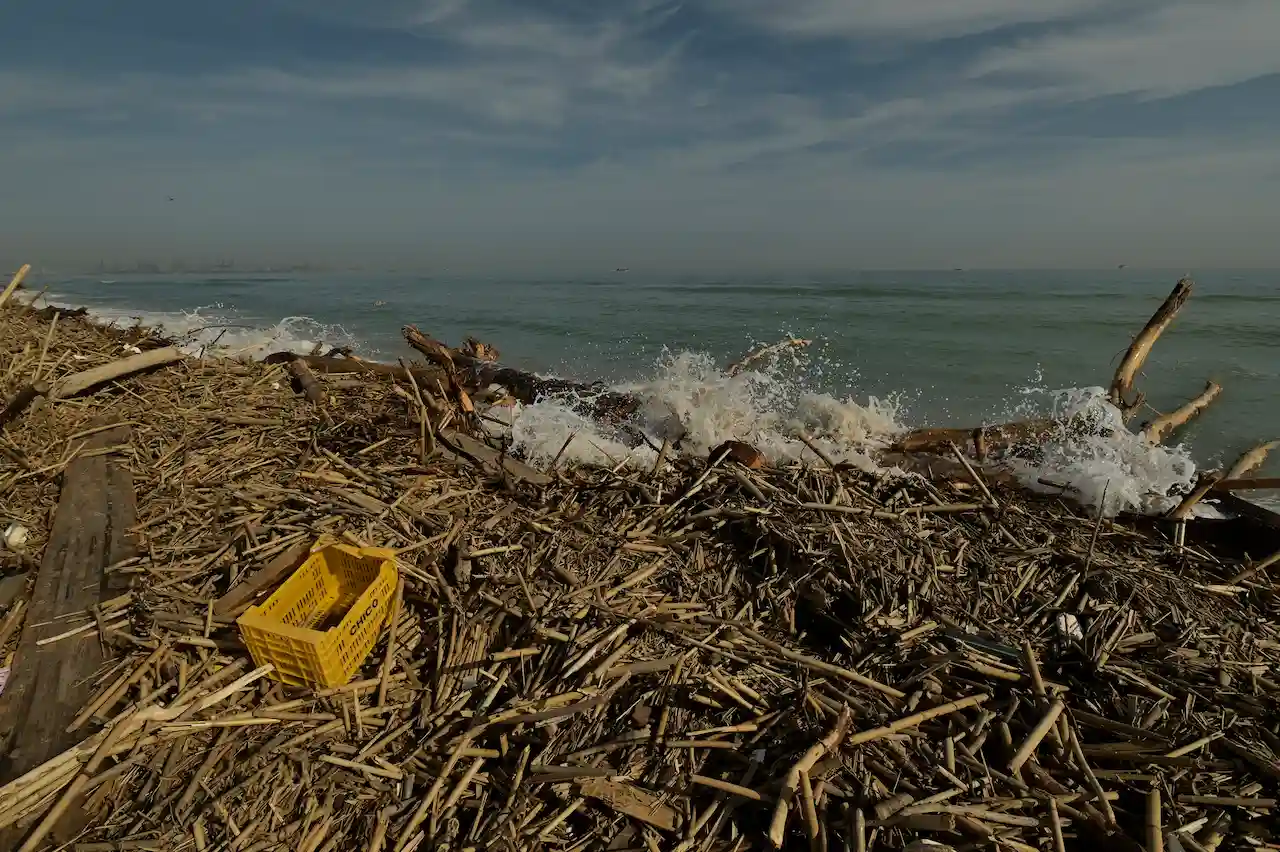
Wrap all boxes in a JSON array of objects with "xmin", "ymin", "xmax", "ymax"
[
  {"xmin": 498, "ymin": 350, "xmax": 1207, "ymax": 518},
  {"xmin": 498, "ymin": 350, "xmax": 903, "ymax": 472},
  {"xmin": 997, "ymin": 386, "xmax": 1201, "ymax": 517},
  {"xmin": 31, "ymin": 296, "xmax": 362, "ymax": 360}
]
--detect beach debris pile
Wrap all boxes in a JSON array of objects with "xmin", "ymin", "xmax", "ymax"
[{"xmin": 0, "ymin": 273, "xmax": 1278, "ymax": 851}]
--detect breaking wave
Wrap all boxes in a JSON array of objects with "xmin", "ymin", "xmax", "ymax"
[
  {"xmin": 23, "ymin": 297, "xmax": 1230, "ymax": 518},
  {"xmin": 496, "ymin": 352, "xmax": 1205, "ymax": 519},
  {"xmin": 33, "ymin": 297, "xmax": 366, "ymax": 360}
]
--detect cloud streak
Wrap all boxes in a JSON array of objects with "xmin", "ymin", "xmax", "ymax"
[
  {"xmin": 1, "ymin": 0, "xmax": 1278, "ymax": 270},
  {"xmin": 720, "ymin": 0, "xmax": 1109, "ymax": 41},
  {"xmin": 972, "ymin": 0, "xmax": 1280, "ymax": 99}
]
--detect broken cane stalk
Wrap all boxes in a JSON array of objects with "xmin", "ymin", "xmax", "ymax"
[
  {"xmin": 769, "ymin": 707, "xmax": 852, "ymax": 848},
  {"xmin": 0, "ymin": 263, "xmax": 31, "ymax": 310}
]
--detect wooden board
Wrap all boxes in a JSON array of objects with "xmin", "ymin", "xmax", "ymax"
[
  {"xmin": 211, "ymin": 541, "xmax": 311, "ymax": 618},
  {"xmin": 1217, "ymin": 492, "xmax": 1280, "ymax": 532},
  {"xmin": 439, "ymin": 430, "xmax": 553, "ymax": 487},
  {"xmin": 0, "ymin": 424, "xmax": 135, "ymax": 838}
]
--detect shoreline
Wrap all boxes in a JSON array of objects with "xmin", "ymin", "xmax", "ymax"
[
  {"xmin": 13, "ymin": 283, "xmax": 1280, "ymax": 516},
  {"xmin": 2, "ymin": 294, "xmax": 1280, "ymax": 850},
  {"xmin": 7, "ymin": 286, "xmax": 1280, "ymax": 516},
  {"xmin": 29, "ymin": 270, "xmax": 1280, "ymax": 476}
]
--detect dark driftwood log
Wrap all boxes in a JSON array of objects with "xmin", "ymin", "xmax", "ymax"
[
  {"xmin": 402, "ymin": 326, "xmax": 680, "ymax": 438},
  {"xmin": 0, "ymin": 423, "xmax": 135, "ymax": 842},
  {"xmin": 212, "ymin": 542, "xmax": 312, "ymax": 618},
  {"xmin": 263, "ymin": 351, "xmax": 448, "ymax": 385},
  {"xmin": 890, "ymin": 417, "xmax": 1104, "ymax": 460},
  {"xmin": 1213, "ymin": 476, "xmax": 1280, "ymax": 492},
  {"xmin": 0, "ymin": 381, "xmax": 49, "ymax": 431},
  {"xmin": 1109, "ymin": 278, "xmax": 1193, "ymax": 418}
]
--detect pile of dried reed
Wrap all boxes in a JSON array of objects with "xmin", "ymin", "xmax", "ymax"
[{"xmin": 0, "ymin": 294, "xmax": 1277, "ymax": 852}]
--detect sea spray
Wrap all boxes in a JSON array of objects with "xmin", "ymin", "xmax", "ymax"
[
  {"xmin": 502, "ymin": 350, "xmax": 1204, "ymax": 518},
  {"xmin": 35, "ymin": 294, "xmax": 1209, "ymax": 518},
  {"xmin": 501, "ymin": 349, "xmax": 904, "ymax": 474},
  {"xmin": 999, "ymin": 386, "xmax": 1200, "ymax": 516},
  {"xmin": 35, "ymin": 297, "xmax": 366, "ymax": 361}
]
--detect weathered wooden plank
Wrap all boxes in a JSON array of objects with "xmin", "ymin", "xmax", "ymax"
[
  {"xmin": 1213, "ymin": 477, "xmax": 1280, "ymax": 492},
  {"xmin": 439, "ymin": 430, "xmax": 553, "ymax": 486},
  {"xmin": 0, "ymin": 425, "xmax": 135, "ymax": 787},
  {"xmin": 1217, "ymin": 492, "xmax": 1280, "ymax": 532},
  {"xmin": 212, "ymin": 541, "xmax": 311, "ymax": 618}
]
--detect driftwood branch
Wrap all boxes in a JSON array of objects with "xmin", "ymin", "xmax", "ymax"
[
  {"xmin": 402, "ymin": 326, "xmax": 668, "ymax": 435},
  {"xmin": 264, "ymin": 352, "xmax": 447, "ymax": 386},
  {"xmin": 401, "ymin": 327, "xmax": 458, "ymax": 375},
  {"xmin": 50, "ymin": 347, "xmax": 185, "ymax": 400},
  {"xmin": 0, "ymin": 264, "xmax": 31, "ymax": 310},
  {"xmin": 725, "ymin": 337, "xmax": 812, "ymax": 377},
  {"xmin": 1225, "ymin": 440, "xmax": 1278, "ymax": 481},
  {"xmin": 891, "ymin": 417, "xmax": 1101, "ymax": 461},
  {"xmin": 0, "ymin": 382, "xmax": 49, "ymax": 432},
  {"xmin": 1142, "ymin": 381, "xmax": 1221, "ymax": 444},
  {"xmin": 1109, "ymin": 278, "xmax": 1193, "ymax": 418},
  {"xmin": 461, "ymin": 337, "xmax": 500, "ymax": 362}
]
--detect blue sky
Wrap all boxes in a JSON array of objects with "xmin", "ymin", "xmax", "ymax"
[{"xmin": 3, "ymin": 0, "xmax": 1279, "ymax": 271}]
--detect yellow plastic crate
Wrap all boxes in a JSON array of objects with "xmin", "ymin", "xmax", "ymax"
[{"xmin": 237, "ymin": 543, "xmax": 398, "ymax": 688}]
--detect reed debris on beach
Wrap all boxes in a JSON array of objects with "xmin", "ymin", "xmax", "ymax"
[{"xmin": 0, "ymin": 271, "xmax": 1278, "ymax": 851}]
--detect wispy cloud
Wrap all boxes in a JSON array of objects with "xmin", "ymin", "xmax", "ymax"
[
  {"xmin": 719, "ymin": 0, "xmax": 1109, "ymax": 41},
  {"xmin": 971, "ymin": 0, "xmax": 1280, "ymax": 99},
  {"xmin": 1, "ymin": 0, "xmax": 1278, "ymax": 269}
]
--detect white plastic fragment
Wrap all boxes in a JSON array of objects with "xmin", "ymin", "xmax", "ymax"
[
  {"xmin": 3, "ymin": 522, "xmax": 29, "ymax": 551},
  {"xmin": 1056, "ymin": 612, "xmax": 1084, "ymax": 642}
]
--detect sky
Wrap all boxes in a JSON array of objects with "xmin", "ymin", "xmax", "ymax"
[{"xmin": 3, "ymin": 0, "xmax": 1280, "ymax": 273}]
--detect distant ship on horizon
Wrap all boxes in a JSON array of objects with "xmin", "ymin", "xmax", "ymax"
[{"xmin": 615, "ymin": 267, "xmax": 629, "ymax": 272}]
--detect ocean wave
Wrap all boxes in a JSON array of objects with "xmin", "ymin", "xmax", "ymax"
[
  {"xmin": 36, "ymin": 297, "xmax": 367, "ymax": 360},
  {"xmin": 495, "ymin": 351, "xmax": 1204, "ymax": 519},
  {"xmin": 19, "ymin": 297, "xmax": 1215, "ymax": 519}
]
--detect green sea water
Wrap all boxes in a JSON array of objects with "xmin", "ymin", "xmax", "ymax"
[{"xmin": 35, "ymin": 268, "xmax": 1280, "ymax": 510}]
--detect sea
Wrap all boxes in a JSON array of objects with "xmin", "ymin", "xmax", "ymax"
[{"xmin": 23, "ymin": 268, "xmax": 1280, "ymax": 516}]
